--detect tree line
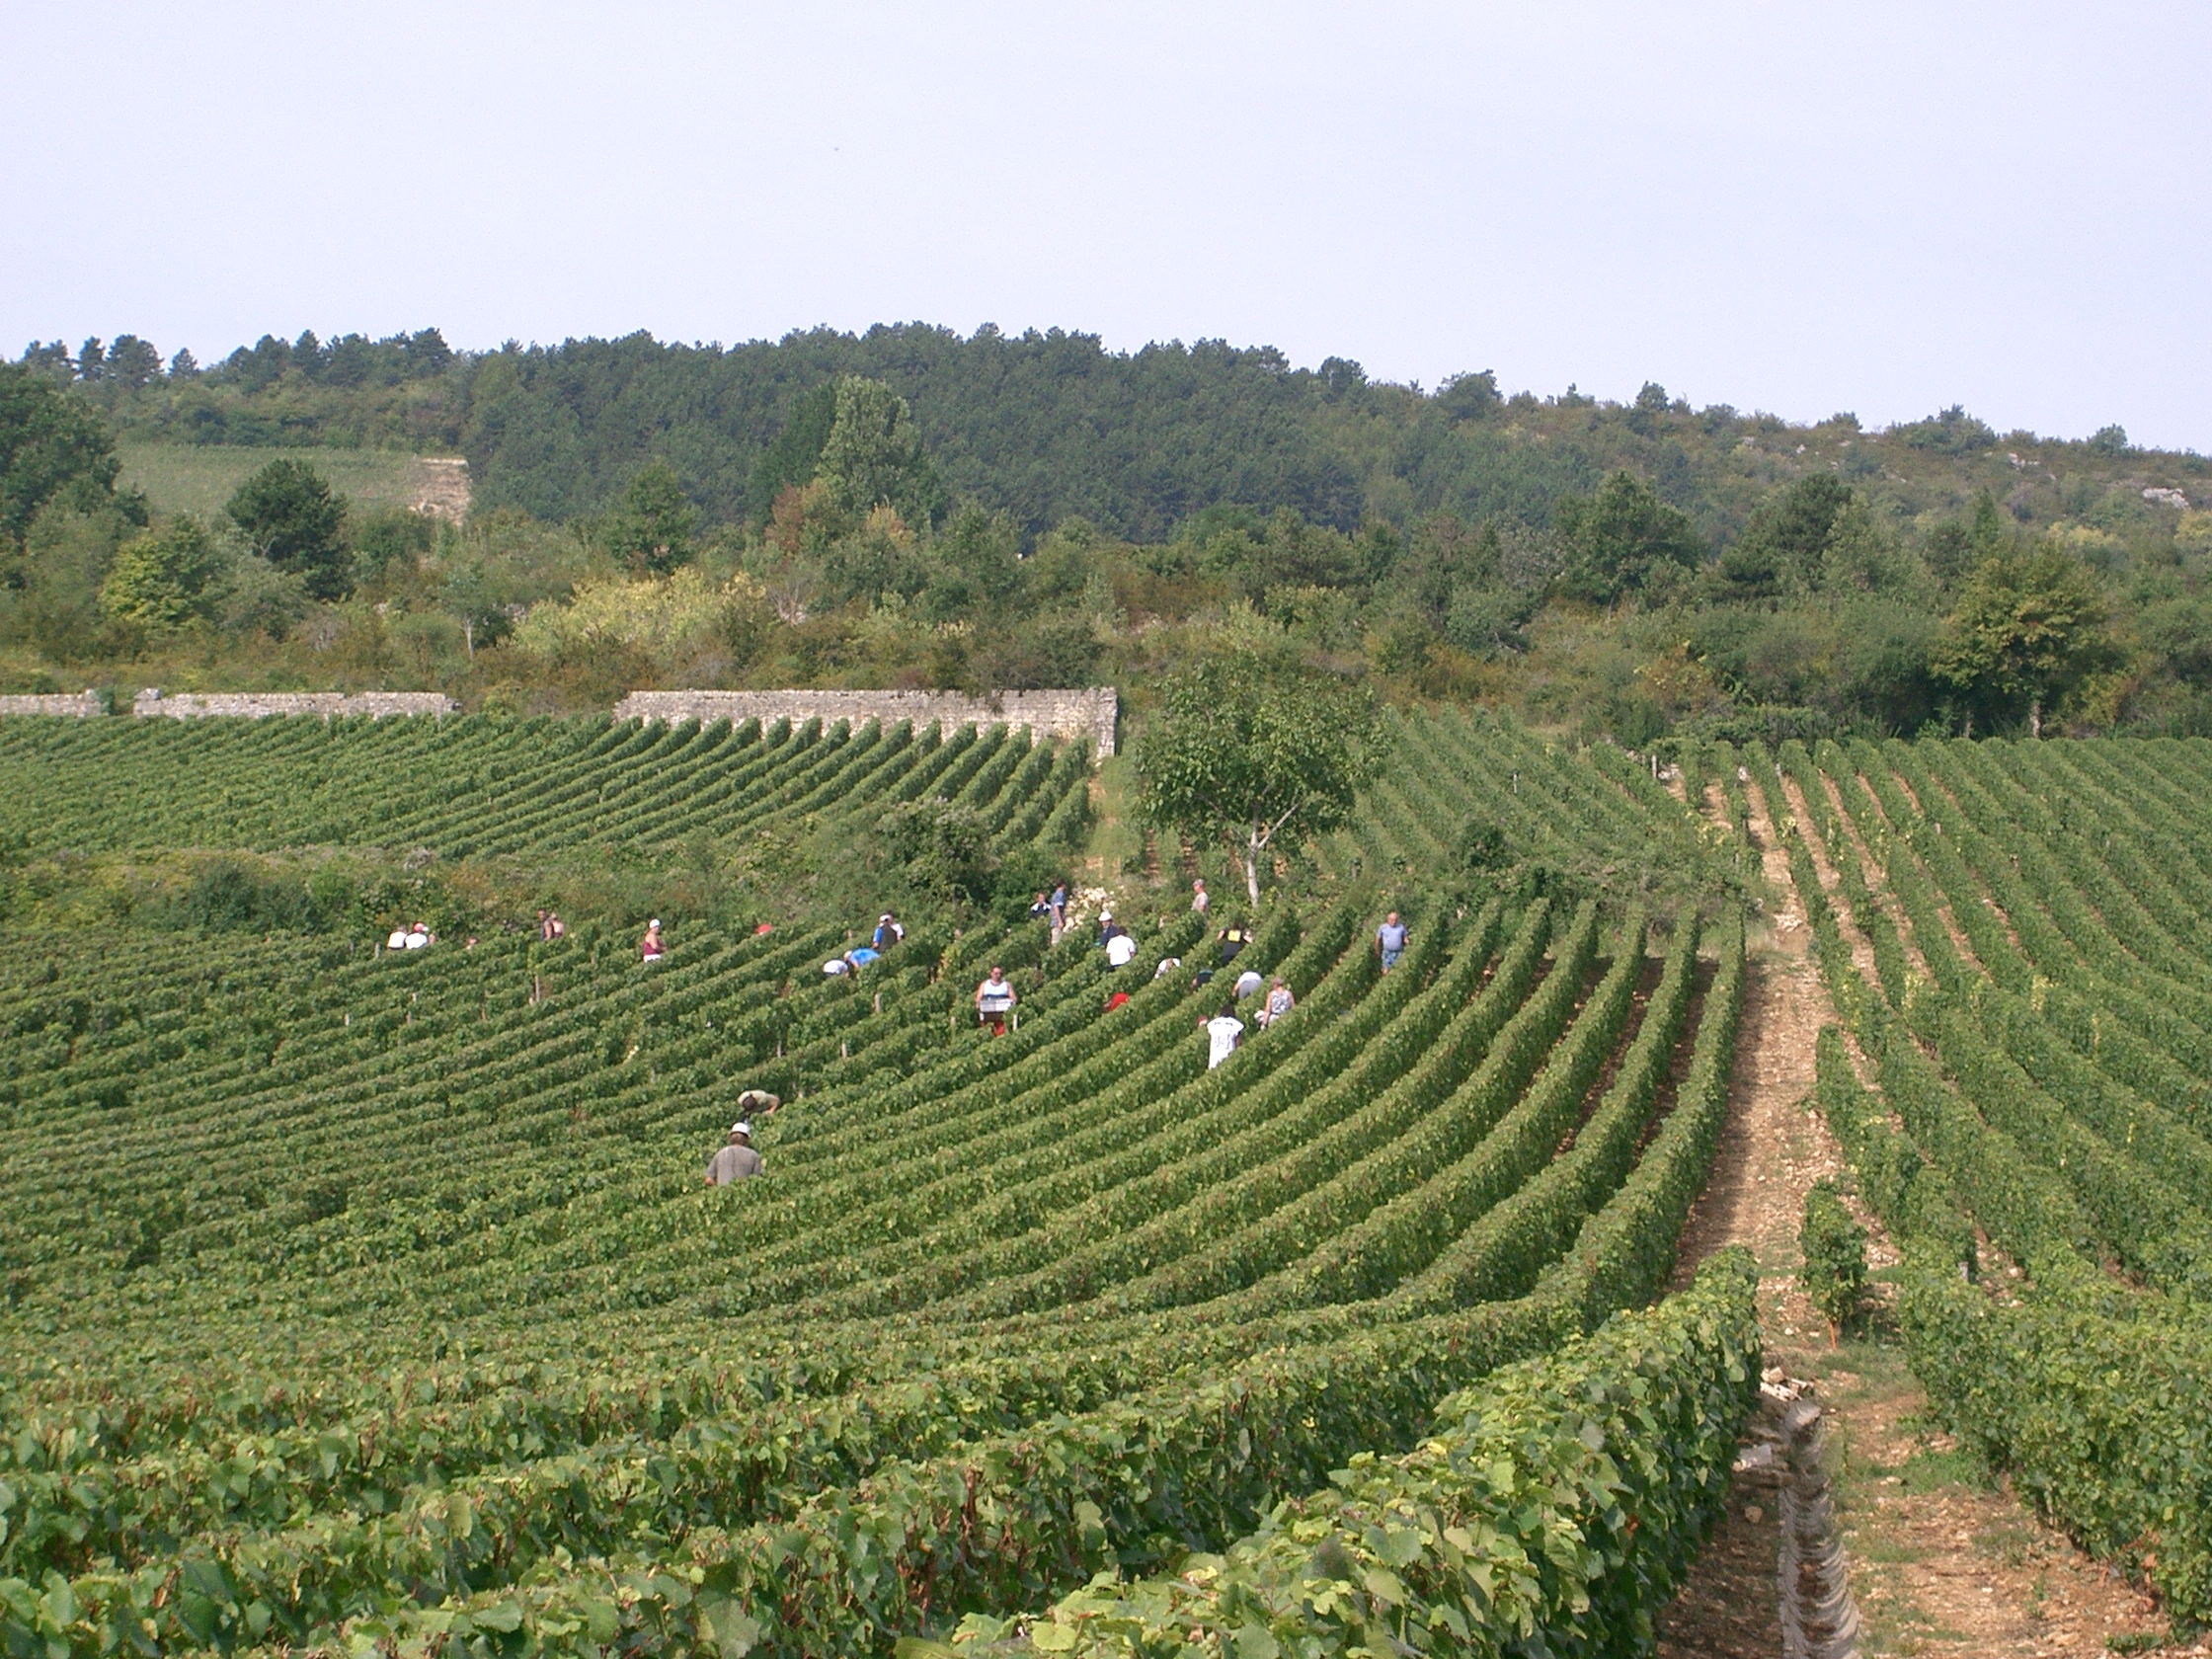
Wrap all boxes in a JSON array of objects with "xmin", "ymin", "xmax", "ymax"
[{"xmin": 4, "ymin": 326, "xmax": 2210, "ymax": 742}]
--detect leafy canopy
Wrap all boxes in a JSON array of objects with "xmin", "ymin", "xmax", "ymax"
[
  {"xmin": 100, "ymin": 516, "xmax": 226, "ymax": 629},
  {"xmin": 1553, "ymin": 470, "xmax": 1703, "ymax": 605},
  {"xmin": 225, "ymin": 458, "xmax": 349, "ymax": 600},
  {"xmin": 818, "ymin": 375, "xmax": 945, "ymax": 528},
  {"xmin": 1932, "ymin": 544, "xmax": 2115, "ymax": 733},
  {"xmin": 605, "ymin": 459, "xmax": 697, "ymax": 575},
  {"xmin": 1136, "ymin": 655, "xmax": 1380, "ymax": 904},
  {"xmin": 1799, "ymin": 1178, "xmax": 1868, "ymax": 1340},
  {"xmin": 0, "ymin": 363, "xmax": 124, "ymax": 547}
]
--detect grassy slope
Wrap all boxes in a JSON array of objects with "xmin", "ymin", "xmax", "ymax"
[{"xmin": 117, "ymin": 442, "xmax": 436, "ymax": 519}]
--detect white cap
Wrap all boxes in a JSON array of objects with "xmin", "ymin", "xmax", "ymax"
[
  {"xmin": 732, "ymin": 1121, "xmax": 751, "ymax": 1136},
  {"xmin": 650, "ymin": 918, "xmax": 662, "ymax": 928}
]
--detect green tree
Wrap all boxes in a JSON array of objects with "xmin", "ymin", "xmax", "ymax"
[
  {"xmin": 1710, "ymin": 475, "xmax": 1853, "ymax": 602},
  {"xmin": 104, "ymin": 336, "xmax": 163, "ymax": 390},
  {"xmin": 817, "ymin": 375, "xmax": 945, "ymax": 527},
  {"xmin": 1932, "ymin": 545, "xmax": 2115, "ymax": 736},
  {"xmin": 100, "ymin": 516, "xmax": 226, "ymax": 629},
  {"xmin": 436, "ymin": 558, "xmax": 516, "ymax": 658},
  {"xmin": 606, "ymin": 460, "xmax": 697, "ymax": 574},
  {"xmin": 0, "ymin": 364, "xmax": 124, "ymax": 548},
  {"xmin": 744, "ymin": 382, "xmax": 838, "ymax": 524},
  {"xmin": 1136, "ymin": 656, "xmax": 1380, "ymax": 906},
  {"xmin": 1553, "ymin": 471, "xmax": 1703, "ymax": 606},
  {"xmin": 875, "ymin": 798, "xmax": 992, "ymax": 908},
  {"xmin": 225, "ymin": 459, "xmax": 349, "ymax": 599}
]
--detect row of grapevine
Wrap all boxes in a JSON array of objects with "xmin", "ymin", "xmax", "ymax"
[
  {"xmin": 0, "ymin": 713, "xmax": 1089, "ymax": 858},
  {"xmin": 1783, "ymin": 733, "xmax": 2212, "ymax": 1622}
]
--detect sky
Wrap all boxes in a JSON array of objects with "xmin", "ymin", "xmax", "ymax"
[{"xmin": 4, "ymin": 1, "xmax": 2207, "ymax": 450}]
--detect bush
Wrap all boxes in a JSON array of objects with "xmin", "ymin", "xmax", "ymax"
[
  {"xmin": 1800, "ymin": 1176, "xmax": 1869, "ymax": 1339},
  {"xmin": 876, "ymin": 798, "xmax": 991, "ymax": 908}
]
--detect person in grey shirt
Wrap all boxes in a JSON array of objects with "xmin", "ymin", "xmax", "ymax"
[
  {"xmin": 1376, "ymin": 911, "xmax": 1409, "ymax": 972},
  {"xmin": 706, "ymin": 1121, "xmax": 764, "ymax": 1184}
]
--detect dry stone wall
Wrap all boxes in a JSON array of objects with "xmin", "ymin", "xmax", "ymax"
[
  {"xmin": 131, "ymin": 690, "xmax": 456, "ymax": 719},
  {"xmin": 0, "ymin": 691, "xmax": 106, "ymax": 717},
  {"xmin": 612, "ymin": 687, "xmax": 1119, "ymax": 756}
]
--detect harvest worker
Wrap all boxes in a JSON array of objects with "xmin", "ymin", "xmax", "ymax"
[
  {"xmin": 976, "ymin": 965, "xmax": 1018, "ymax": 1035},
  {"xmin": 705, "ymin": 1122, "xmax": 763, "ymax": 1184},
  {"xmin": 1218, "ymin": 922, "xmax": 1252, "ymax": 966},
  {"xmin": 1106, "ymin": 928, "xmax": 1139, "ymax": 969},
  {"xmin": 873, "ymin": 913, "xmax": 905, "ymax": 950},
  {"xmin": 1191, "ymin": 879, "xmax": 1209, "ymax": 916},
  {"xmin": 736, "ymin": 1087, "xmax": 781, "ymax": 1119},
  {"xmin": 1376, "ymin": 911, "xmax": 1408, "ymax": 972},
  {"xmin": 1256, "ymin": 977, "xmax": 1296, "ymax": 1028},
  {"xmin": 1204, "ymin": 1002, "xmax": 1245, "ymax": 1069},
  {"xmin": 641, "ymin": 918, "xmax": 667, "ymax": 964},
  {"xmin": 1232, "ymin": 966, "xmax": 1265, "ymax": 1000}
]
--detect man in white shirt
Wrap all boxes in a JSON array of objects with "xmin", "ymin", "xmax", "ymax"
[
  {"xmin": 1204, "ymin": 1002, "xmax": 1244, "ymax": 1068},
  {"xmin": 1106, "ymin": 930, "xmax": 1138, "ymax": 968}
]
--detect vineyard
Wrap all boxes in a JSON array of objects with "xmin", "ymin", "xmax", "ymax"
[
  {"xmin": 0, "ymin": 708, "xmax": 1770, "ymax": 1657},
  {"xmin": 1712, "ymin": 733, "xmax": 2212, "ymax": 1632}
]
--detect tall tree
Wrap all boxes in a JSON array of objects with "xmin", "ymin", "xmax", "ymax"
[
  {"xmin": 226, "ymin": 459, "xmax": 349, "ymax": 599},
  {"xmin": 100, "ymin": 516, "xmax": 226, "ymax": 628},
  {"xmin": 1710, "ymin": 474, "xmax": 1853, "ymax": 602},
  {"xmin": 1553, "ymin": 470, "xmax": 1703, "ymax": 605},
  {"xmin": 1136, "ymin": 656, "xmax": 1380, "ymax": 906},
  {"xmin": 744, "ymin": 381, "xmax": 838, "ymax": 524},
  {"xmin": 606, "ymin": 460, "xmax": 697, "ymax": 574},
  {"xmin": 0, "ymin": 364, "xmax": 125, "ymax": 547},
  {"xmin": 1931, "ymin": 546, "xmax": 2114, "ymax": 736},
  {"xmin": 817, "ymin": 375, "xmax": 945, "ymax": 527}
]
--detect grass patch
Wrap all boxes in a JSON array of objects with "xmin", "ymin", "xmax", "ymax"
[
  {"xmin": 1899, "ymin": 1443, "xmax": 1991, "ymax": 1495},
  {"xmin": 118, "ymin": 442, "xmax": 434, "ymax": 518}
]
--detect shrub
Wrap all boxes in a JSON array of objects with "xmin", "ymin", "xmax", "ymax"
[{"xmin": 1800, "ymin": 1176, "xmax": 1868, "ymax": 1340}]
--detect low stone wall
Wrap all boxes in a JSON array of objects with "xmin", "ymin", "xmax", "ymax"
[
  {"xmin": 0, "ymin": 691, "xmax": 106, "ymax": 717},
  {"xmin": 611, "ymin": 687, "xmax": 1119, "ymax": 756},
  {"xmin": 132, "ymin": 690, "xmax": 456, "ymax": 720}
]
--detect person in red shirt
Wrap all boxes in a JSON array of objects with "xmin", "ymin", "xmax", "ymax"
[{"xmin": 641, "ymin": 918, "xmax": 667, "ymax": 963}]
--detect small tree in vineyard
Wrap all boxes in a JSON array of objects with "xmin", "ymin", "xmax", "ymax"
[
  {"xmin": 1135, "ymin": 656, "xmax": 1379, "ymax": 907},
  {"xmin": 1799, "ymin": 1177, "xmax": 1868, "ymax": 1343}
]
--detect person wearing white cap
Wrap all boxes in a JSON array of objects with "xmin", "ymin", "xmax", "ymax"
[
  {"xmin": 873, "ymin": 912, "xmax": 905, "ymax": 950},
  {"xmin": 705, "ymin": 1121, "xmax": 763, "ymax": 1184},
  {"xmin": 641, "ymin": 918, "xmax": 666, "ymax": 964}
]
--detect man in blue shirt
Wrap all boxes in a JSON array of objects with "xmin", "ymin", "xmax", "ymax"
[{"xmin": 1376, "ymin": 912, "xmax": 1408, "ymax": 972}]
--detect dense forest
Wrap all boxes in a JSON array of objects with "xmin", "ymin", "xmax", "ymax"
[{"xmin": 4, "ymin": 324, "xmax": 2209, "ymax": 742}]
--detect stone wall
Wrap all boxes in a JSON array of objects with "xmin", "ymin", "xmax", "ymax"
[
  {"xmin": 612, "ymin": 687, "xmax": 1119, "ymax": 756},
  {"xmin": 132, "ymin": 690, "xmax": 456, "ymax": 720},
  {"xmin": 0, "ymin": 691, "xmax": 106, "ymax": 717}
]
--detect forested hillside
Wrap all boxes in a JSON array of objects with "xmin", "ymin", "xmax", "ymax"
[{"xmin": 6, "ymin": 325, "xmax": 2211, "ymax": 740}]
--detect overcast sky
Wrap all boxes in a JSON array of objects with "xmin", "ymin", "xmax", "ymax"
[{"xmin": 5, "ymin": 2, "xmax": 2206, "ymax": 449}]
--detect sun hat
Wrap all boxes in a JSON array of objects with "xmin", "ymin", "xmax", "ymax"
[{"xmin": 732, "ymin": 1121, "xmax": 751, "ymax": 1137}]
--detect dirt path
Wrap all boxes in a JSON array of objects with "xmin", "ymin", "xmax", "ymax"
[
  {"xmin": 409, "ymin": 456, "xmax": 471, "ymax": 518},
  {"xmin": 1658, "ymin": 777, "xmax": 1852, "ymax": 1657},
  {"xmin": 1658, "ymin": 775, "xmax": 2178, "ymax": 1657}
]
